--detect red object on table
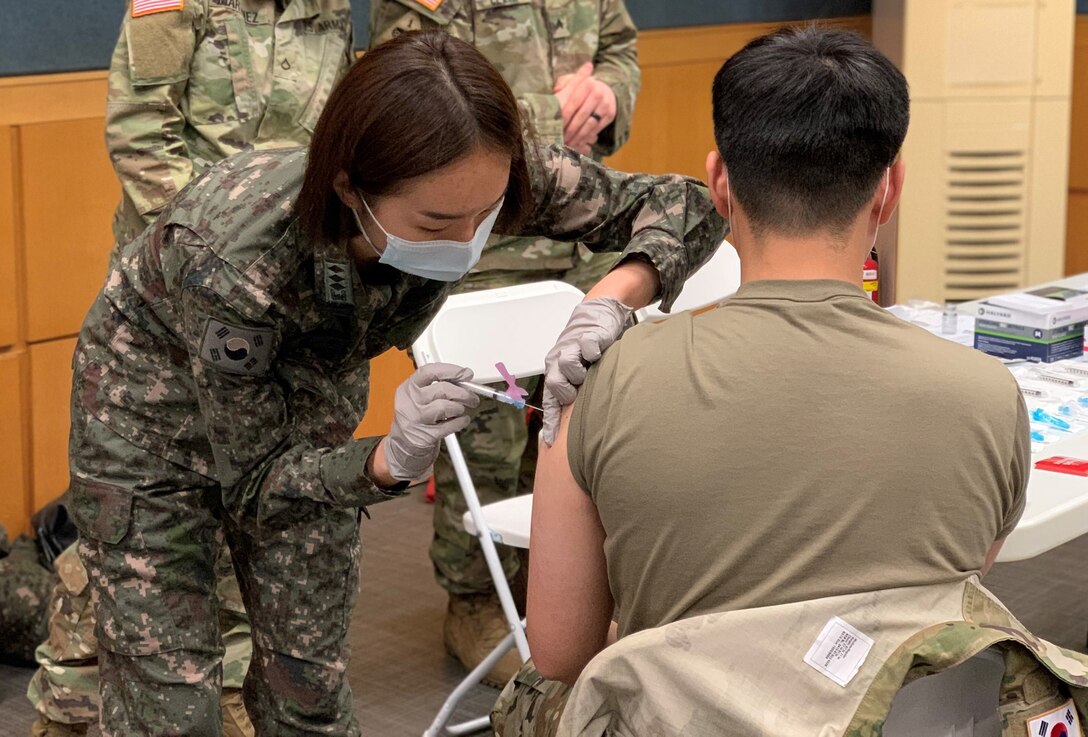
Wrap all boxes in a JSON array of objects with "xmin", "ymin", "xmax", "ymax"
[{"xmin": 1034, "ymin": 456, "xmax": 1088, "ymax": 476}]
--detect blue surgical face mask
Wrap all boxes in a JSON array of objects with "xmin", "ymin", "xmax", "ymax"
[{"xmin": 351, "ymin": 194, "xmax": 503, "ymax": 282}]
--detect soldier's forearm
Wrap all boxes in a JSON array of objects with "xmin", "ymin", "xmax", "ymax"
[{"xmin": 584, "ymin": 258, "xmax": 659, "ymax": 310}]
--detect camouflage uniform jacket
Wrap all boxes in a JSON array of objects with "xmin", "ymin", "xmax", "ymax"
[
  {"xmin": 369, "ymin": 0, "xmax": 641, "ymax": 272},
  {"xmin": 72, "ymin": 145, "xmax": 723, "ymax": 526},
  {"xmin": 552, "ymin": 577, "xmax": 1088, "ymax": 737},
  {"xmin": 106, "ymin": 0, "xmax": 354, "ymax": 244}
]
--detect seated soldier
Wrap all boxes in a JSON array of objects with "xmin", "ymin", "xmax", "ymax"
[{"xmin": 490, "ymin": 26, "xmax": 1088, "ymax": 736}]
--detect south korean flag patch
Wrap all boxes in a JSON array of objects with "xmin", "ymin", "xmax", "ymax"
[
  {"xmin": 199, "ymin": 319, "xmax": 275, "ymax": 376},
  {"xmin": 1028, "ymin": 700, "xmax": 1082, "ymax": 737}
]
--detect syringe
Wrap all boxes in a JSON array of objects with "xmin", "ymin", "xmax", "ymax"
[{"xmin": 457, "ymin": 381, "xmax": 542, "ymax": 412}]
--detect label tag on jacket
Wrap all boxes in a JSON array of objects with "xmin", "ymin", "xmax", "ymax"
[
  {"xmin": 1027, "ymin": 700, "xmax": 1082, "ymax": 737},
  {"xmin": 803, "ymin": 616, "xmax": 874, "ymax": 687}
]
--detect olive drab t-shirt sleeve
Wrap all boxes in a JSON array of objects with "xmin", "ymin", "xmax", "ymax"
[
  {"xmin": 999, "ymin": 392, "xmax": 1031, "ymax": 539},
  {"xmin": 518, "ymin": 145, "xmax": 727, "ymax": 310},
  {"xmin": 176, "ymin": 262, "xmax": 402, "ymax": 521},
  {"xmin": 106, "ymin": 3, "xmax": 203, "ymax": 228}
]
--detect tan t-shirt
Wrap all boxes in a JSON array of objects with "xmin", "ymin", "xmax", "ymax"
[{"xmin": 568, "ymin": 280, "xmax": 1029, "ymax": 639}]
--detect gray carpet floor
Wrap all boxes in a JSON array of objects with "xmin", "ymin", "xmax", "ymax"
[{"xmin": 2, "ymin": 494, "xmax": 1086, "ymax": 736}]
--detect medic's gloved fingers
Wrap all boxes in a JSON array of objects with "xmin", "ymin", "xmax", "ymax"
[
  {"xmin": 545, "ymin": 344, "xmax": 584, "ymax": 407},
  {"xmin": 544, "ymin": 296, "xmax": 633, "ymax": 394},
  {"xmin": 410, "ymin": 362, "xmax": 474, "ymax": 387},
  {"xmin": 431, "ymin": 414, "xmax": 472, "ymax": 438},
  {"xmin": 541, "ymin": 297, "xmax": 633, "ymax": 446},
  {"xmin": 578, "ymin": 332, "xmax": 608, "ymax": 364},
  {"xmin": 417, "ymin": 398, "xmax": 474, "ymax": 426},
  {"xmin": 386, "ymin": 363, "xmax": 475, "ymax": 480},
  {"xmin": 416, "ymin": 381, "xmax": 480, "ymax": 410},
  {"xmin": 540, "ymin": 389, "xmax": 564, "ymax": 447}
]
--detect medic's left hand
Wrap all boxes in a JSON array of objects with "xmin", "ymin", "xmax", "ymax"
[{"xmin": 541, "ymin": 297, "xmax": 633, "ymax": 446}]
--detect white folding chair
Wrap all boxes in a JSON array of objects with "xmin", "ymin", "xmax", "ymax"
[
  {"xmin": 411, "ymin": 280, "xmax": 586, "ymax": 737},
  {"xmin": 635, "ymin": 239, "xmax": 741, "ymax": 322},
  {"xmin": 882, "ymin": 648, "xmax": 1005, "ymax": 737}
]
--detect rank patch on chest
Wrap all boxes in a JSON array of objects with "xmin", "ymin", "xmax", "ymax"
[
  {"xmin": 132, "ymin": 0, "xmax": 185, "ymax": 18},
  {"xmin": 199, "ymin": 319, "xmax": 275, "ymax": 376},
  {"xmin": 413, "ymin": 0, "xmax": 446, "ymax": 10},
  {"xmin": 321, "ymin": 258, "xmax": 354, "ymax": 306}
]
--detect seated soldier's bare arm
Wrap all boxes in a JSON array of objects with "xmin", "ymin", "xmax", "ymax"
[{"xmin": 526, "ymin": 404, "xmax": 614, "ymax": 685}]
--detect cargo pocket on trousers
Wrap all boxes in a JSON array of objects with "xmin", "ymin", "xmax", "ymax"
[{"xmin": 69, "ymin": 478, "xmax": 135, "ymax": 545}]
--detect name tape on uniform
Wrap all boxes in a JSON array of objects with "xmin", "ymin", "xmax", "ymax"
[
  {"xmin": 1028, "ymin": 700, "xmax": 1082, "ymax": 737},
  {"xmin": 132, "ymin": 0, "xmax": 185, "ymax": 18},
  {"xmin": 803, "ymin": 616, "xmax": 874, "ymax": 687}
]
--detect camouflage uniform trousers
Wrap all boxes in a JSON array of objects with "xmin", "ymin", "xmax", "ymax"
[
  {"xmin": 26, "ymin": 540, "xmax": 254, "ymax": 736},
  {"xmin": 491, "ymin": 660, "xmax": 571, "ymax": 737},
  {"xmin": 0, "ymin": 526, "xmax": 53, "ymax": 665},
  {"xmin": 68, "ymin": 414, "xmax": 364, "ymax": 736},
  {"xmin": 430, "ymin": 251, "xmax": 619, "ymax": 595}
]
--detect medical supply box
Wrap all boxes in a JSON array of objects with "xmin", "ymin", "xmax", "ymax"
[{"xmin": 973, "ymin": 286, "xmax": 1088, "ymax": 363}]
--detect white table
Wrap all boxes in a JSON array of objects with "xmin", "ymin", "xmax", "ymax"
[
  {"xmin": 979, "ymin": 273, "xmax": 1088, "ymax": 561},
  {"xmin": 464, "ymin": 274, "xmax": 1088, "ymax": 563}
]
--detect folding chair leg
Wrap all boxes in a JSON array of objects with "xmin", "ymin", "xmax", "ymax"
[
  {"xmin": 424, "ymin": 435, "xmax": 531, "ymax": 736},
  {"xmin": 424, "ymin": 629, "xmax": 520, "ymax": 737},
  {"xmin": 445, "ymin": 435, "xmax": 531, "ymax": 661}
]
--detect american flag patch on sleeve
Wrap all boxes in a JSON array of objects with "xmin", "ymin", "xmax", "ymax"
[{"xmin": 132, "ymin": 0, "xmax": 184, "ymax": 17}]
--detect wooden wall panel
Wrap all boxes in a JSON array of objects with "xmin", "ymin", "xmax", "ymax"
[
  {"xmin": 0, "ymin": 127, "xmax": 20, "ymax": 348},
  {"xmin": 1068, "ymin": 17, "xmax": 1088, "ymax": 275},
  {"xmin": 606, "ymin": 16, "xmax": 871, "ymax": 179},
  {"xmin": 29, "ymin": 338, "xmax": 77, "ymax": 513},
  {"xmin": 20, "ymin": 118, "xmax": 117, "ymax": 343},
  {"xmin": 354, "ymin": 349, "xmax": 415, "ymax": 439},
  {"xmin": 0, "ymin": 72, "xmax": 109, "ymax": 127},
  {"xmin": 1067, "ymin": 192, "xmax": 1088, "ymax": 276},
  {"xmin": 1068, "ymin": 17, "xmax": 1088, "ymax": 192},
  {"xmin": 0, "ymin": 351, "xmax": 30, "ymax": 536}
]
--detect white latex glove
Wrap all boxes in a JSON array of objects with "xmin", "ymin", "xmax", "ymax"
[
  {"xmin": 385, "ymin": 363, "xmax": 480, "ymax": 481},
  {"xmin": 541, "ymin": 297, "xmax": 633, "ymax": 445}
]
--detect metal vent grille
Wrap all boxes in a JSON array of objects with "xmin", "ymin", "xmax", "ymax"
[{"xmin": 942, "ymin": 150, "xmax": 1027, "ymax": 301}]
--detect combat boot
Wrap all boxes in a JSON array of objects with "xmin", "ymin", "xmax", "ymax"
[
  {"xmin": 443, "ymin": 592, "xmax": 523, "ymax": 688},
  {"xmin": 29, "ymin": 716, "xmax": 88, "ymax": 737}
]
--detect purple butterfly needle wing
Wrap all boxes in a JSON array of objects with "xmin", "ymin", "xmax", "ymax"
[{"xmin": 495, "ymin": 362, "xmax": 529, "ymax": 403}]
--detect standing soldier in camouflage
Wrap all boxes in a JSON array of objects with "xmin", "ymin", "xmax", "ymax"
[
  {"xmin": 369, "ymin": 0, "xmax": 641, "ymax": 685},
  {"xmin": 0, "ymin": 525, "xmax": 53, "ymax": 666},
  {"xmin": 61, "ymin": 31, "xmax": 722, "ymax": 736},
  {"xmin": 108, "ymin": 0, "xmax": 356, "ymax": 248},
  {"xmin": 28, "ymin": 1, "xmax": 354, "ymax": 734}
]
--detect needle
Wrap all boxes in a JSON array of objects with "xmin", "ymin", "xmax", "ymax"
[{"xmin": 457, "ymin": 381, "xmax": 543, "ymax": 413}]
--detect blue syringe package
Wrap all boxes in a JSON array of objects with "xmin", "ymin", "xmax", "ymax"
[{"xmin": 973, "ymin": 286, "xmax": 1088, "ymax": 363}]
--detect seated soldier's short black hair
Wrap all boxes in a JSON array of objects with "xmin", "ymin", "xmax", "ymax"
[{"xmin": 712, "ymin": 26, "xmax": 909, "ymax": 237}]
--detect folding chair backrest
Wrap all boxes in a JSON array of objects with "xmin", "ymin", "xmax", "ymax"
[
  {"xmin": 882, "ymin": 648, "xmax": 1004, "ymax": 737},
  {"xmin": 411, "ymin": 280, "xmax": 585, "ymax": 383},
  {"xmin": 636, "ymin": 240, "xmax": 741, "ymax": 322}
]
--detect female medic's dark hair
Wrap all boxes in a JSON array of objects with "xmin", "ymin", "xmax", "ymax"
[{"xmin": 297, "ymin": 30, "xmax": 534, "ymax": 243}]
